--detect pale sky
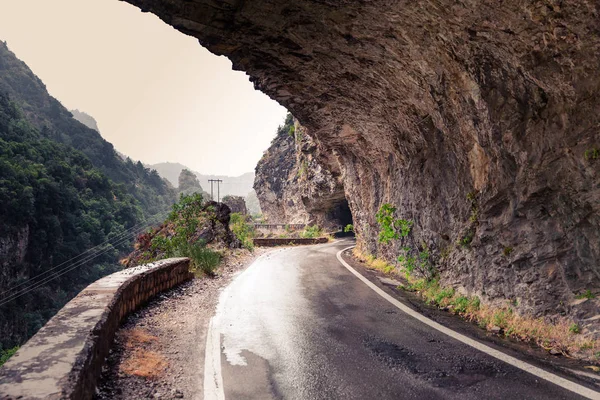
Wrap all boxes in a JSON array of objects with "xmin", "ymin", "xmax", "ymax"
[{"xmin": 0, "ymin": 0, "xmax": 287, "ymax": 176}]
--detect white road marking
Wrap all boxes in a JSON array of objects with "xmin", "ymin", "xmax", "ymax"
[
  {"xmin": 336, "ymin": 246, "xmax": 600, "ymax": 400},
  {"xmin": 203, "ymin": 317, "xmax": 225, "ymax": 400}
]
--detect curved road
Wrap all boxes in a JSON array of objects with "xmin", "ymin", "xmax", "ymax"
[{"xmin": 203, "ymin": 240, "xmax": 599, "ymax": 400}]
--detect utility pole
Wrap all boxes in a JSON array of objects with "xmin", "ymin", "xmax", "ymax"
[{"xmin": 208, "ymin": 179, "xmax": 223, "ymax": 202}]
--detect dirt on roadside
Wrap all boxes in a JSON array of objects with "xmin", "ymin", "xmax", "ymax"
[{"xmin": 95, "ymin": 248, "xmax": 267, "ymax": 400}]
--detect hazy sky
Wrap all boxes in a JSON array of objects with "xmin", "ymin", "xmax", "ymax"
[{"xmin": 0, "ymin": 0, "xmax": 287, "ymax": 176}]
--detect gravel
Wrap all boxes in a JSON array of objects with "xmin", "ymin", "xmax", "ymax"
[{"xmin": 95, "ymin": 249, "xmax": 266, "ymax": 400}]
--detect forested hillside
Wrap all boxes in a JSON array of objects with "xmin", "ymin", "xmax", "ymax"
[
  {"xmin": 0, "ymin": 91, "xmax": 143, "ymax": 352},
  {"xmin": 0, "ymin": 42, "xmax": 177, "ymax": 358},
  {"xmin": 0, "ymin": 41, "xmax": 176, "ymax": 216}
]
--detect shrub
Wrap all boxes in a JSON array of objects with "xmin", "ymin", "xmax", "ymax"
[
  {"xmin": 170, "ymin": 242, "xmax": 221, "ymax": 276},
  {"xmin": 344, "ymin": 224, "xmax": 354, "ymax": 233},
  {"xmin": 0, "ymin": 346, "xmax": 19, "ymax": 367},
  {"xmin": 230, "ymin": 212, "xmax": 254, "ymax": 250},
  {"xmin": 301, "ymin": 225, "xmax": 322, "ymax": 238},
  {"xmin": 453, "ymin": 296, "xmax": 470, "ymax": 313}
]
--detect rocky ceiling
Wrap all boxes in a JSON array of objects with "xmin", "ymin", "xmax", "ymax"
[{"xmin": 123, "ymin": 0, "xmax": 600, "ymax": 319}]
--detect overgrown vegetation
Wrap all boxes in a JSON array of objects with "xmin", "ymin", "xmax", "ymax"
[
  {"xmin": 169, "ymin": 242, "xmax": 221, "ymax": 276},
  {"xmin": 132, "ymin": 193, "xmax": 224, "ymax": 275},
  {"xmin": 354, "ymin": 248, "xmax": 599, "ymax": 360},
  {"xmin": 230, "ymin": 212, "xmax": 254, "ymax": 251},
  {"xmin": 344, "ymin": 224, "xmax": 354, "ymax": 233},
  {"xmin": 360, "ymin": 200, "xmax": 599, "ymax": 359},
  {"xmin": 300, "ymin": 225, "xmax": 322, "ymax": 239}
]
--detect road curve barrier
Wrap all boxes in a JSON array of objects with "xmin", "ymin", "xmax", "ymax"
[
  {"xmin": 0, "ymin": 258, "xmax": 192, "ymax": 400},
  {"xmin": 253, "ymin": 237, "xmax": 329, "ymax": 246}
]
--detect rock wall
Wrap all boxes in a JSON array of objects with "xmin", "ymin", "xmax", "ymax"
[
  {"xmin": 254, "ymin": 120, "xmax": 349, "ymax": 229},
  {"xmin": 124, "ymin": 0, "xmax": 600, "ymax": 320}
]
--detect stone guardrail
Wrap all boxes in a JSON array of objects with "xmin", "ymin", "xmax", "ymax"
[
  {"xmin": 253, "ymin": 237, "xmax": 329, "ymax": 247},
  {"xmin": 253, "ymin": 223, "xmax": 306, "ymax": 230},
  {"xmin": 0, "ymin": 258, "xmax": 192, "ymax": 400}
]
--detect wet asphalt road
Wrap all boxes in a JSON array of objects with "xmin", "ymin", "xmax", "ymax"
[{"xmin": 209, "ymin": 240, "xmax": 593, "ymax": 400}]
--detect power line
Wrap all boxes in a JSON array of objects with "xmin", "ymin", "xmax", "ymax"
[
  {"xmin": 0, "ymin": 218, "xmax": 165, "ymax": 308},
  {"xmin": 0, "ymin": 210, "xmax": 169, "ymax": 301},
  {"xmin": 0, "ymin": 210, "xmax": 169, "ymax": 297}
]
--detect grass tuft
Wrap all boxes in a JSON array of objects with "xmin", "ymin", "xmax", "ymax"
[{"xmin": 352, "ymin": 248, "xmax": 599, "ymax": 360}]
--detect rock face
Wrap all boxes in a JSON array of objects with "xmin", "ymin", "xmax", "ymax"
[
  {"xmin": 222, "ymin": 195, "xmax": 247, "ymax": 215},
  {"xmin": 254, "ymin": 119, "xmax": 350, "ymax": 229},
  {"xmin": 125, "ymin": 0, "xmax": 600, "ymax": 320}
]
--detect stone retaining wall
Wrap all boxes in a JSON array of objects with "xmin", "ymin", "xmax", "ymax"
[
  {"xmin": 0, "ymin": 258, "xmax": 192, "ymax": 400},
  {"xmin": 253, "ymin": 238, "xmax": 329, "ymax": 246}
]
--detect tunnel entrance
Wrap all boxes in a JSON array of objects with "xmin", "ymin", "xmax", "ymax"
[{"xmin": 326, "ymin": 198, "xmax": 353, "ymax": 229}]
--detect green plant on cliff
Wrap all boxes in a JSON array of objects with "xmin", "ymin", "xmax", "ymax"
[
  {"xmin": 0, "ymin": 346, "xmax": 19, "ymax": 367},
  {"xmin": 584, "ymin": 147, "xmax": 599, "ymax": 161},
  {"xmin": 375, "ymin": 204, "xmax": 437, "ymax": 280},
  {"xmin": 344, "ymin": 224, "xmax": 354, "ymax": 233},
  {"xmin": 397, "ymin": 245, "xmax": 435, "ymax": 281},
  {"xmin": 576, "ymin": 290, "xmax": 596, "ymax": 300},
  {"xmin": 230, "ymin": 212, "xmax": 254, "ymax": 251},
  {"xmin": 375, "ymin": 203, "xmax": 412, "ymax": 244},
  {"xmin": 275, "ymin": 112, "xmax": 295, "ymax": 138}
]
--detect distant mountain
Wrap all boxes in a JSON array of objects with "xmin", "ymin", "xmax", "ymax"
[
  {"xmin": 70, "ymin": 109, "xmax": 99, "ymax": 132},
  {"xmin": 149, "ymin": 162, "xmax": 255, "ymax": 198},
  {"xmin": 0, "ymin": 42, "xmax": 176, "ymax": 217}
]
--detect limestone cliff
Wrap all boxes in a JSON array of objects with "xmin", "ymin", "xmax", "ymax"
[
  {"xmin": 125, "ymin": 0, "xmax": 600, "ymax": 322},
  {"xmin": 254, "ymin": 118, "xmax": 350, "ymax": 229}
]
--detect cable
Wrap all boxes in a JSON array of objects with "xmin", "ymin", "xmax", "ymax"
[
  {"xmin": 0, "ymin": 213, "xmax": 165, "ymax": 300},
  {"xmin": 0, "ymin": 218, "xmax": 164, "ymax": 307},
  {"xmin": 0, "ymin": 210, "xmax": 169, "ymax": 297}
]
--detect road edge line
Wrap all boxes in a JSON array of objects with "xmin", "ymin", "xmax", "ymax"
[
  {"xmin": 336, "ymin": 246, "xmax": 600, "ymax": 400},
  {"xmin": 203, "ymin": 316, "xmax": 225, "ymax": 400}
]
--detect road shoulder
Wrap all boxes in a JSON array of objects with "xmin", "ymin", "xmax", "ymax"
[{"xmin": 95, "ymin": 248, "xmax": 268, "ymax": 400}]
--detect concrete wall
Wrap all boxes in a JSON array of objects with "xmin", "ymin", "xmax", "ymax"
[
  {"xmin": 0, "ymin": 258, "xmax": 192, "ymax": 400},
  {"xmin": 253, "ymin": 238, "xmax": 329, "ymax": 246}
]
